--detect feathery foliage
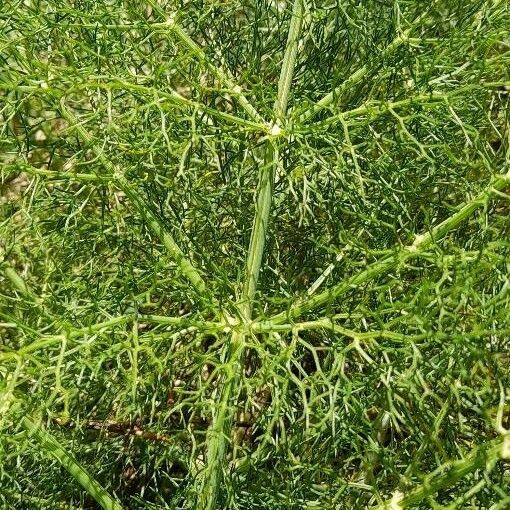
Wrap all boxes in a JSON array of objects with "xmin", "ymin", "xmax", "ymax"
[{"xmin": 1, "ymin": 0, "xmax": 509, "ymax": 508}]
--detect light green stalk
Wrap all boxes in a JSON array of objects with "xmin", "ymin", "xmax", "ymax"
[
  {"xmin": 318, "ymin": 81, "xmax": 510, "ymax": 129},
  {"xmin": 242, "ymin": 0, "xmax": 304, "ymax": 318},
  {"xmin": 371, "ymin": 434, "xmax": 510, "ymax": 510},
  {"xmin": 0, "ymin": 314, "xmax": 225, "ymax": 361},
  {"xmin": 2, "ymin": 162, "xmax": 113, "ymax": 182},
  {"xmin": 297, "ymin": 35, "xmax": 406, "ymax": 124},
  {"xmin": 196, "ymin": 329, "xmax": 245, "ymax": 509},
  {"xmin": 297, "ymin": 1, "xmax": 440, "ymax": 123},
  {"xmin": 1, "ymin": 262, "xmax": 33, "ymax": 298},
  {"xmin": 0, "ymin": 80, "xmax": 268, "ymax": 132},
  {"xmin": 267, "ymin": 170, "xmax": 510, "ymax": 324},
  {"xmin": 251, "ymin": 318, "xmax": 510, "ymax": 342},
  {"xmin": 22, "ymin": 417, "xmax": 124, "ymax": 510},
  {"xmin": 198, "ymin": 2, "xmax": 305, "ymax": 508},
  {"xmin": 58, "ymin": 102, "xmax": 208, "ymax": 296},
  {"xmin": 145, "ymin": 0, "xmax": 266, "ymax": 125}
]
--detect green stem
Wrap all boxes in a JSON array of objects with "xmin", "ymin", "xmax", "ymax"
[
  {"xmin": 196, "ymin": 330, "xmax": 244, "ymax": 510},
  {"xmin": 0, "ymin": 315, "xmax": 133, "ymax": 359},
  {"xmin": 22, "ymin": 417, "xmax": 124, "ymax": 510},
  {"xmin": 296, "ymin": 2, "xmax": 439, "ymax": 123},
  {"xmin": 145, "ymin": 0, "xmax": 266, "ymax": 125},
  {"xmin": 312, "ymin": 81, "xmax": 510, "ymax": 129},
  {"xmin": 267, "ymin": 171, "xmax": 510, "ymax": 324},
  {"xmin": 0, "ymin": 314, "xmax": 225, "ymax": 360},
  {"xmin": 241, "ymin": 0, "xmax": 304, "ymax": 318},
  {"xmin": 273, "ymin": 0, "xmax": 305, "ymax": 120},
  {"xmin": 198, "ymin": 2, "xmax": 305, "ymax": 508},
  {"xmin": 0, "ymin": 79, "xmax": 267, "ymax": 132},
  {"xmin": 1, "ymin": 263, "xmax": 34, "ymax": 299},
  {"xmin": 251, "ymin": 318, "xmax": 510, "ymax": 342},
  {"xmin": 240, "ymin": 143, "xmax": 278, "ymax": 318},
  {"xmin": 58, "ymin": 102, "xmax": 208, "ymax": 296},
  {"xmin": 371, "ymin": 434, "xmax": 510, "ymax": 510},
  {"xmin": 2, "ymin": 162, "xmax": 113, "ymax": 182}
]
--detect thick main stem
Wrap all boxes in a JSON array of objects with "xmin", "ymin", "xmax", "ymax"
[
  {"xmin": 198, "ymin": 1, "xmax": 304, "ymax": 508},
  {"xmin": 196, "ymin": 330, "xmax": 244, "ymax": 509},
  {"xmin": 240, "ymin": 143, "xmax": 278, "ymax": 318}
]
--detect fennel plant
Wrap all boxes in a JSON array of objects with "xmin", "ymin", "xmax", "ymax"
[{"xmin": 1, "ymin": 0, "xmax": 509, "ymax": 509}]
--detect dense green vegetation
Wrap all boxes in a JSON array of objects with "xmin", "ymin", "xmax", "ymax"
[{"xmin": 1, "ymin": 0, "xmax": 509, "ymax": 508}]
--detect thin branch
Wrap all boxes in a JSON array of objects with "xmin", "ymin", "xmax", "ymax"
[
  {"xmin": 306, "ymin": 81, "xmax": 510, "ymax": 131},
  {"xmin": 2, "ymin": 162, "xmax": 113, "ymax": 183},
  {"xmin": 266, "ymin": 169, "xmax": 510, "ymax": 324},
  {"xmin": 22, "ymin": 417, "xmax": 124, "ymax": 510},
  {"xmin": 145, "ymin": 0, "xmax": 267, "ymax": 126},
  {"xmin": 370, "ymin": 433, "xmax": 510, "ymax": 510},
  {"xmin": 58, "ymin": 101, "xmax": 209, "ymax": 296},
  {"xmin": 296, "ymin": 1, "xmax": 440, "ymax": 124},
  {"xmin": 53, "ymin": 417, "xmax": 174, "ymax": 444},
  {"xmin": 251, "ymin": 317, "xmax": 510, "ymax": 343},
  {"xmin": 0, "ymin": 313, "xmax": 225, "ymax": 360},
  {"xmin": 0, "ymin": 79, "xmax": 268, "ymax": 133}
]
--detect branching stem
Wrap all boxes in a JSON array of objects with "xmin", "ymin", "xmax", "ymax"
[
  {"xmin": 198, "ymin": 2, "xmax": 305, "ymax": 508},
  {"xmin": 267, "ymin": 170, "xmax": 510, "ymax": 324},
  {"xmin": 59, "ymin": 102, "xmax": 209, "ymax": 296}
]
